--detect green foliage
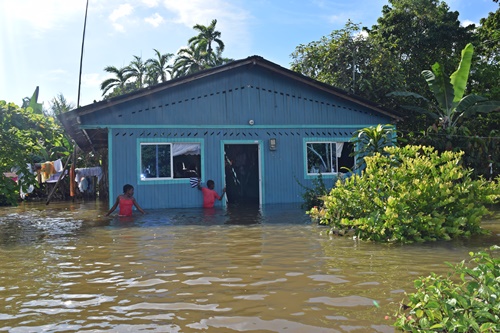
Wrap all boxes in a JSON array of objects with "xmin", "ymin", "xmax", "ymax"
[
  {"xmin": 394, "ymin": 247, "xmax": 500, "ymax": 332},
  {"xmin": 145, "ymin": 49, "xmax": 174, "ymax": 85},
  {"xmin": 101, "ymin": 19, "xmax": 232, "ymax": 97},
  {"xmin": 412, "ymin": 125, "xmax": 500, "ymax": 180},
  {"xmin": 0, "ymin": 100, "xmax": 66, "ymax": 205},
  {"xmin": 389, "ymin": 42, "xmax": 500, "ymax": 180},
  {"xmin": 367, "ymin": 0, "xmax": 473, "ymax": 96},
  {"xmin": 101, "ymin": 65, "xmax": 134, "ymax": 97},
  {"xmin": 389, "ymin": 43, "xmax": 500, "ymax": 130},
  {"xmin": 350, "ymin": 124, "xmax": 397, "ymax": 171},
  {"xmin": 309, "ymin": 145, "xmax": 500, "ymax": 243},
  {"xmin": 188, "ymin": 19, "xmax": 225, "ymax": 57},
  {"xmin": 290, "ymin": 21, "xmax": 404, "ymax": 106},
  {"xmin": 471, "ymin": 8, "xmax": 500, "ymax": 101},
  {"xmin": 296, "ymin": 173, "xmax": 330, "ymax": 210}
]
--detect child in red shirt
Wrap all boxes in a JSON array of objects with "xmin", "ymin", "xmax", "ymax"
[
  {"xmin": 106, "ymin": 184, "xmax": 146, "ymax": 216},
  {"xmin": 198, "ymin": 179, "xmax": 226, "ymax": 208}
]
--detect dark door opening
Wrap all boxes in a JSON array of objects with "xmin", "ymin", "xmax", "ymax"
[{"xmin": 224, "ymin": 144, "xmax": 260, "ymax": 205}]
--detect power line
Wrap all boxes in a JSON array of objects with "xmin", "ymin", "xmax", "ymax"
[{"xmin": 398, "ymin": 130, "xmax": 500, "ymax": 140}]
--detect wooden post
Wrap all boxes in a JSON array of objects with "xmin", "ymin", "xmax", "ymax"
[
  {"xmin": 71, "ymin": 146, "xmax": 77, "ymax": 202},
  {"xmin": 45, "ymin": 151, "xmax": 74, "ymax": 205}
]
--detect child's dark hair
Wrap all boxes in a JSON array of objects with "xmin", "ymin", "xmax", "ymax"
[
  {"xmin": 123, "ymin": 184, "xmax": 134, "ymax": 193},
  {"xmin": 206, "ymin": 180, "xmax": 214, "ymax": 187}
]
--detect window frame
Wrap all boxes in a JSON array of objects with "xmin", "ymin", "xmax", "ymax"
[
  {"xmin": 137, "ymin": 138, "xmax": 203, "ymax": 185},
  {"xmin": 303, "ymin": 138, "xmax": 353, "ymax": 179}
]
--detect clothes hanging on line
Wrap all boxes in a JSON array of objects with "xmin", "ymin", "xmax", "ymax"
[
  {"xmin": 78, "ymin": 176, "xmax": 90, "ymax": 192},
  {"xmin": 46, "ymin": 170, "xmax": 68, "ymax": 183},
  {"xmin": 37, "ymin": 159, "xmax": 64, "ymax": 182},
  {"xmin": 74, "ymin": 167, "xmax": 103, "ymax": 183},
  {"xmin": 74, "ymin": 167, "xmax": 102, "ymax": 192}
]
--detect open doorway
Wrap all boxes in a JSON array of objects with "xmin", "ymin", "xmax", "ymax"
[{"xmin": 224, "ymin": 143, "xmax": 260, "ymax": 205}]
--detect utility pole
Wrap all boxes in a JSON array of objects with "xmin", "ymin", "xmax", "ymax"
[{"xmin": 77, "ymin": 0, "xmax": 89, "ymax": 108}]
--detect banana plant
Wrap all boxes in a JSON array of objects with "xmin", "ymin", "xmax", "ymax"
[{"xmin": 388, "ymin": 43, "xmax": 500, "ymax": 129}]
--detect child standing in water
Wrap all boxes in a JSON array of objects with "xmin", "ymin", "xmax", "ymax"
[
  {"xmin": 106, "ymin": 184, "xmax": 146, "ymax": 216},
  {"xmin": 198, "ymin": 179, "xmax": 226, "ymax": 208}
]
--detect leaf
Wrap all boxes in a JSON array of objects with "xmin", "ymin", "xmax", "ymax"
[
  {"xmin": 387, "ymin": 91, "xmax": 429, "ymax": 102},
  {"xmin": 455, "ymin": 94, "xmax": 489, "ymax": 113},
  {"xmin": 450, "ymin": 43, "xmax": 474, "ymax": 103},
  {"xmin": 463, "ymin": 100, "xmax": 500, "ymax": 117},
  {"xmin": 401, "ymin": 105, "xmax": 440, "ymax": 119},
  {"xmin": 429, "ymin": 324, "xmax": 444, "ymax": 329},
  {"xmin": 422, "ymin": 63, "xmax": 455, "ymax": 113}
]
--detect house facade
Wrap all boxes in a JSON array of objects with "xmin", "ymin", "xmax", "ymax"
[{"xmin": 60, "ymin": 56, "xmax": 400, "ymax": 209}]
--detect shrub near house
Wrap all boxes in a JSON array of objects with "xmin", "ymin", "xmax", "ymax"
[
  {"xmin": 394, "ymin": 247, "xmax": 500, "ymax": 331},
  {"xmin": 309, "ymin": 145, "xmax": 500, "ymax": 243}
]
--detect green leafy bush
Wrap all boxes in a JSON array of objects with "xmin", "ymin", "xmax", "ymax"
[
  {"xmin": 394, "ymin": 247, "xmax": 500, "ymax": 332},
  {"xmin": 297, "ymin": 173, "xmax": 330, "ymax": 210},
  {"xmin": 309, "ymin": 145, "xmax": 500, "ymax": 243}
]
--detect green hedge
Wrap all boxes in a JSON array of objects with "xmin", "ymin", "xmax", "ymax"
[
  {"xmin": 394, "ymin": 247, "xmax": 500, "ymax": 332},
  {"xmin": 309, "ymin": 145, "xmax": 500, "ymax": 243}
]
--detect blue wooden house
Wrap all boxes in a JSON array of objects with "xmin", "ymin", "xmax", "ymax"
[{"xmin": 59, "ymin": 56, "xmax": 400, "ymax": 209}]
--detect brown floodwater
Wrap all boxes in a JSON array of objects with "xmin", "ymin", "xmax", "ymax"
[{"xmin": 0, "ymin": 201, "xmax": 499, "ymax": 333}]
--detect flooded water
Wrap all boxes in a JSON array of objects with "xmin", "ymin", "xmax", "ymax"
[{"xmin": 0, "ymin": 201, "xmax": 499, "ymax": 333}]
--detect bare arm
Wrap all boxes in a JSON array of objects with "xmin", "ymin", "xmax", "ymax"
[
  {"xmin": 133, "ymin": 198, "xmax": 146, "ymax": 214},
  {"xmin": 105, "ymin": 196, "xmax": 120, "ymax": 216},
  {"xmin": 218, "ymin": 187, "xmax": 226, "ymax": 201}
]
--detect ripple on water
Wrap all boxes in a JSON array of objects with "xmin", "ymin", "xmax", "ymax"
[
  {"xmin": 183, "ymin": 277, "xmax": 242, "ymax": 285},
  {"xmin": 308, "ymin": 274, "xmax": 349, "ymax": 284},
  {"xmin": 308, "ymin": 296, "xmax": 375, "ymax": 307},
  {"xmin": 126, "ymin": 278, "xmax": 167, "ymax": 287},
  {"xmin": 187, "ymin": 316, "xmax": 341, "ymax": 333},
  {"xmin": 114, "ymin": 302, "xmax": 231, "ymax": 312},
  {"xmin": 233, "ymin": 294, "xmax": 268, "ymax": 301}
]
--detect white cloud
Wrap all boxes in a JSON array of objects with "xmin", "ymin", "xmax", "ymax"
[
  {"xmin": 145, "ymin": 13, "xmax": 165, "ymax": 27},
  {"xmin": 82, "ymin": 73, "xmax": 103, "ymax": 88},
  {"xmin": 461, "ymin": 19, "xmax": 476, "ymax": 27},
  {"xmin": 160, "ymin": 0, "xmax": 252, "ymax": 56},
  {"xmin": 354, "ymin": 30, "xmax": 368, "ymax": 39},
  {"xmin": 142, "ymin": 0, "xmax": 159, "ymax": 7},
  {"xmin": 0, "ymin": 0, "xmax": 87, "ymax": 37},
  {"xmin": 109, "ymin": 3, "xmax": 134, "ymax": 21},
  {"xmin": 46, "ymin": 69, "xmax": 69, "ymax": 81},
  {"xmin": 109, "ymin": 3, "xmax": 134, "ymax": 32},
  {"xmin": 327, "ymin": 14, "xmax": 351, "ymax": 24}
]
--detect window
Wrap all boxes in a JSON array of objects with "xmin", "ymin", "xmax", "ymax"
[
  {"xmin": 140, "ymin": 142, "xmax": 201, "ymax": 180},
  {"xmin": 306, "ymin": 141, "xmax": 354, "ymax": 175}
]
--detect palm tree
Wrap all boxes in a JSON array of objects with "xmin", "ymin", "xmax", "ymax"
[
  {"xmin": 100, "ymin": 66, "xmax": 132, "ymax": 96},
  {"xmin": 188, "ymin": 19, "xmax": 225, "ymax": 59},
  {"xmin": 145, "ymin": 49, "xmax": 174, "ymax": 85},
  {"xmin": 126, "ymin": 55, "xmax": 147, "ymax": 88},
  {"xmin": 172, "ymin": 44, "xmax": 207, "ymax": 78},
  {"xmin": 207, "ymin": 48, "xmax": 234, "ymax": 67}
]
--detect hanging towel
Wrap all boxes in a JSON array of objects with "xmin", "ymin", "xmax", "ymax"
[
  {"xmin": 190, "ymin": 177, "xmax": 199, "ymax": 188},
  {"xmin": 40, "ymin": 162, "xmax": 56, "ymax": 182},
  {"xmin": 78, "ymin": 177, "xmax": 89, "ymax": 192},
  {"xmin": 53, "ymin": 159, "xmax": 63, "ymax": 172}
]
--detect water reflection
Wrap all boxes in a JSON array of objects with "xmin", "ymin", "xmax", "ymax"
[{"xmin": 0, "ymin": 201, "xmax": 498, "ymax": 332}]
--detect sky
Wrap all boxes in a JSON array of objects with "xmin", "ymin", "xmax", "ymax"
[{"xmin": 1, "ymin": 0, "xmax": 498, "ymax": 110}]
